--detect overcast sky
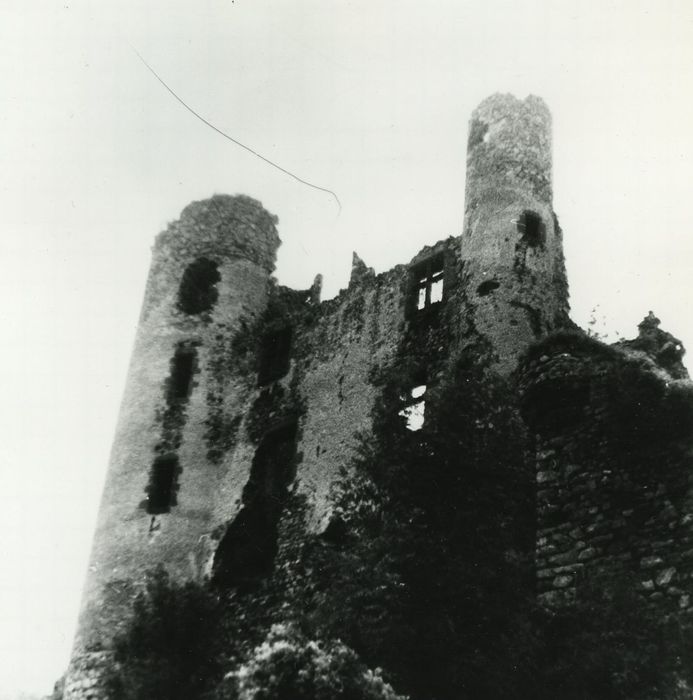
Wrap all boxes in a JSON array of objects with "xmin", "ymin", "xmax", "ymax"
[{"xmin": 2, "ymin": 1, "xmax": 693, "ymax": 696}]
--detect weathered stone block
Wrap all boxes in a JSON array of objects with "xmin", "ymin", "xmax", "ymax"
[
  {"xmin": 578, "ymin": 547, "xmax": 597, "ymax": 561},
  {"xmin": 553, "ymin": 574, "xmax": 573, "ymax": 588},
  {"xmin": 641, "ymin": 555, "xmax": 665, "ymax": 569},
  {"xmin": 656, "ymin": 567, "xmax": 677, "ymax": 586}
]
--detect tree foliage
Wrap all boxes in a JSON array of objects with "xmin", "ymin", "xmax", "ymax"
[
  {"xmin": 102, "ymin": 354, "xmax": 693, "ymax": 700},
  {"xmin": 105, "ymin": 567, "xmax": 222, "ymax": 700},
  {"xmin": 218, "ymin": 624, "xmax": 407, "ymax": 700},
  {"xmin": 303, "ymin": 359, "xmax": 537, "ymax": 699},
  {"xmin": 531, "ymin": 581, "xmax": 693, "ymax": 700}
]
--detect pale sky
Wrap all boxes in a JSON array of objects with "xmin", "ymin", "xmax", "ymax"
[{"xmin": 2, "ymin": 1, "xmax": 693, "ymax": 696}]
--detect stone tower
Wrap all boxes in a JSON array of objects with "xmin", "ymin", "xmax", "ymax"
[
  {"xmin": 64, "ymin": 195, "xmax": 280, "ymax": 698},
  {"xmin": 461, "ymin": 94, "xmax": 569, "ymax": 373}
]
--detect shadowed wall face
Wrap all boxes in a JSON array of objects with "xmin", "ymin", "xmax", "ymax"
[{"xmin": 519, "ymin": 329, "xmax": 693, "ymax": 613}]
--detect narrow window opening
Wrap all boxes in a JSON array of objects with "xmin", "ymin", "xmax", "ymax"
[
  {"xmin": 258, "ymin": 327, "xmax": 292, "ymax": 386},
  {"xmin": 518, "ymin": 211, "xmax": 545, "ymax": 248},
  {"xmin": 412, "ymin": 255, "xmax": 445, "ymax": 312},
  {"xmin": 417, "ymin": 286, "xmax": 427, "ymax": 310},
  {"xmin": 168, "ymin": 346, "xmax": 197, "ymax": 401},
  {"xmin": 146, "ymin": 455, "xmax": 179, "ymax": 514},
  {"xmin": 177, "ymin": 257, "xmax": 220, "ymax": 315},
  {"xmin": 477, "ymin": 280, "xmax": 500, "ymax": 297},
  {"xmin": 430, "ymin": 277, "xmax": 444, "ymax": 304},
  {"xmin": 399, "ymin": 384, "xmax": 427, "ymax": 431},
  {"xmin": 212, "ymin": 421, "xmax": 298, "ymax": 588}
]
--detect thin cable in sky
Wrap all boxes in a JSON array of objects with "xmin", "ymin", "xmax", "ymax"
[{"xmin": 131, "ymin": 46, "xmax": 342, "ymax": 213}]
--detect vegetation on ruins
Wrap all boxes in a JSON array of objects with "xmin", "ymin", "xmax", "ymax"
[
  {"xmin": 104, "ymin": 568, "xmax": 223, "ymax": 700},
  {"xmin": 103, "ymin": 347, "xmax": 693, "ymax": 700}
]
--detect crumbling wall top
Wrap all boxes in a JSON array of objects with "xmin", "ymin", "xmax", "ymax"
[
  {"xmin": 616, "ymin": 312, "xmax": 688, "ymax": 380},
  {"xmin": 155, "ymin": 194, "xmax": 281, "ymax": 273}
]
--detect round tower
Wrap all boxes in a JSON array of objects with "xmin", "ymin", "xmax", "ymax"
[
  {"xmin": 65, "ymin": 195, "xmax": 279, "ymax": 698},
  {"xmin": 462, "ymin": 94, "xmax": 570, "ymax": 373}
]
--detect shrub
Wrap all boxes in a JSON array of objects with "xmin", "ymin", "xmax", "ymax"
[
  {"xmin": 106, "ymin": 567, "xmax": 222, "ymax": 700},
  {"xmin": 307, "ymin": 359, "xmax": 538, "ymax": 699},
  {"xmin": 219, "ymin": 624, "xmax": 406, "ymax": 700},
  {"xmin": 531, "ymin": 581, "xmax": 693, "ymax": 700}
]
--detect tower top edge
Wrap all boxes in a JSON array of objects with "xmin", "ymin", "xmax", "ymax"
[
  {"xmin": 178, "ymin": 193, "xmax": 279, "ymax": 229},
  {"xmin": 465, "ymin": 93, "xmax": 553, "ymax": 204},
  {"xmin": 471, "ymin": 93, "xmax": 551, "ymax": 123},
  {"xmin": 154, "ymin": 193, "xmax": 281, "ymax": 272}
]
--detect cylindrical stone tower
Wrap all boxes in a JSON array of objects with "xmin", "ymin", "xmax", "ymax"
[
  {"xmin": 462, "ymin": 94, "xmax": 570, "ymax": 373},
  {"xmin": 64, "ymin": 194, "xmax": 280, "ymax": 699}
]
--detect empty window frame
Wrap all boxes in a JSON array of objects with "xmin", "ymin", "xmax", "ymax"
[
  {"xmin": 146, "ymin": 455, "xmax": 179, "ymax": 514},
  {"xmin": 177, "ymin": 257, "xmax": 221, "ymax": 315},
  {"xmin": 258, "ymin": 327, "xmax": 292, "ymax": 386},
  {"xmin": 413, "ymin": 255, "xmax": 445, "ymax": 311},
  {"xmin": 399, "ymin": 384, "xmax": 427, "ymax": 431},
  {"xmin": 167, "ymin": 345, "xmax": 197, "ymax": 402},
  {"xmin": 517, "ymin": 211, "xmax": 545, "ymax": 248}
]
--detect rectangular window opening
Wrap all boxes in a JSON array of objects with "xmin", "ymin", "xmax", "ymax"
[
  {"xmin": 146, "ymin": 455, "xmax": 179, "ymax": 514},
  {"xmin": 168, "ymin": 346, "xmax": 197, "ymax": 401},
  {"xmin": 417, "ymin": 286, "xmax": 427, "ymax": 310},
  {"xmin": 411, "ymin": 254, "xmax": 445, "ymax": 313},
  {"xmin": 258, "ymin": 327, "xmax": 292, "ymax": 386},
  {"xmin": 430, "ymin": 277, "xmax": 444, "ymax": 304}
]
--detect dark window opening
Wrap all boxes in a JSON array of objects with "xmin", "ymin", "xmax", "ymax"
[
  {"xmin": 167, "ymin": 345, "xmax": 197, "ymax": 402},
  {"xmin": 518, "ymin": 211, "xmax": 545, "ymax": 248},
  {"xmin": 146, "ymin": 455, "xmax": 179, "ymax": 514},
  {"xmin": 178, "ymin": 257, "xmax": 220, "ymax": 315},
  {"xmin": 477, "ymin": 280, "xmax": 500, "ymax": 296},
  {"xmin": 212, "ymin": 421, "xmax": 297, "ymax": 588},
  {"xmin": 258, "ymin": 327, "xmax": 292, "ymax": 386},
  {"xmin": 412, "ymin": 254, "xmax": 445, "ymax": 312}
]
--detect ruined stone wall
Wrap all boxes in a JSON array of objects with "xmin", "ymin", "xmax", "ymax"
[
  {"xmin": 62, "ymin": 652, "xmax": 111, "ymax": 700},
  {"xmin": 519, "ymin": 330, "xmax": 693, "ymax": 612},
  {"xmin": 291, "ymin": 265, "xmax": 407, "ymax": 528},
  {"xmin": 294, "ymin": 237, "xmax": 473, "ymax": 528},
  {"xmin": 208, "ymin": 234, "xmax": 467, "ymax": 579},
  {"xmin": 66, "ymin": 212, "xmax": 475, "ymax": 698}
]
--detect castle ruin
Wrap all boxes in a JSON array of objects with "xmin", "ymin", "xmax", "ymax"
[{"xmin": 63, "ymin": 94, "xmax": 693, "ymax": 699}]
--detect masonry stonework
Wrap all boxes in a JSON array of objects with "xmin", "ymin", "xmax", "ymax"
[
  {"xmin": 519, "ymin": 317, "xmax": 693, "ymax": 610},
  {"xmin": 64, "ymin": 94, "xmax": 693, "ymax": 698}
]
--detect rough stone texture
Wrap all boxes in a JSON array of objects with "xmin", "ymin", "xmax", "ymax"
[
  {"xmin": 64, "ymin": 94, "xmax": 693, "ymax": 698},
  {"xmin": 463, "ymin": 94, "xmax": 570, "ymax": 374},
  {"xmin": 518, "ymin": 324, "xmax": 693, "ymax": 614},
  {"xmin": 65, "ymin": 195, "xmax": 281, "ymax": 698},
  {"xmin": 66, "ymin": 95, "xmax": 570, "ymax": 698},
  {"xmin": 63, "ymin": 652, "xmax": 112, "ymax": 700}
]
